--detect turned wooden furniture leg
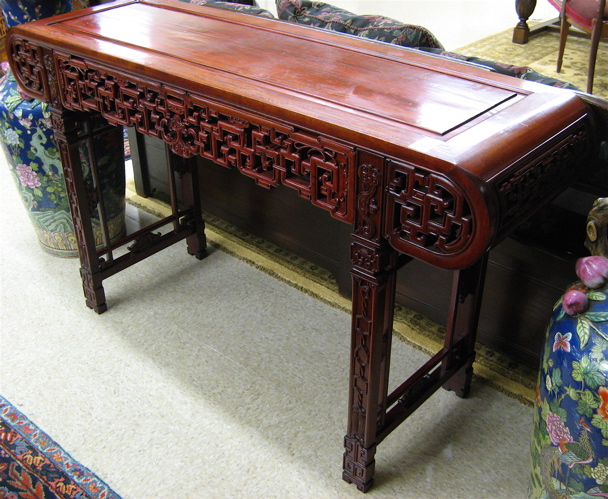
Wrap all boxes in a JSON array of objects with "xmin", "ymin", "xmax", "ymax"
[
  {"xmin": 442, "ymin": 254, "xmax": 489, "ymax": 397},
  {"xmin": 52, "ymin": 107, "xmax": 108, "ymax": 313},
  {"xmin": 557, "ymin": 0, "xmax": 570, "ymax": 73},
  {"xmin": 343, "ymin": 237, "xmax": 398, "ymax": 492},
  {"xmin": 513, "ymin": 0, "xmax": 537, "ymax": 43}
]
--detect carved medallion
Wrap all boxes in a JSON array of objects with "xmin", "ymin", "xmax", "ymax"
[{"xmin": 384, "ymin": 160, "xmax": 473, "ymax": 258}]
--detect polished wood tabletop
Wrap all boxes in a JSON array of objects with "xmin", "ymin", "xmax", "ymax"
[{"xmin": 7, "ymin": 0, "xmax": 598, "ymax": 491}]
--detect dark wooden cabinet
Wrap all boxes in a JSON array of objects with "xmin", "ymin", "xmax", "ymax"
[{"xmin": 130, "ymin": 131, "xmax": 597, "ymax": 369}]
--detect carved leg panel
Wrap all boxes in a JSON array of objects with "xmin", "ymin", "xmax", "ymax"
[
  {"xmin": 343, "ymin": 237, "xmax": 398, "ymax": 492},
  {"xmin": 51, "ymin": 107, "xmax": 108, "ymax": 313},
  {"xmin": 343, "ymin": 435, "xmax": 377, "ymax": 493},
  {"xmin": 441, "ymin": 254, "xmax": 489, "ymax": 397}
]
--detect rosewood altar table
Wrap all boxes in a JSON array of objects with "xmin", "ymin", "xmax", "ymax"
[{"xmin": 6, "ymin": 0, "xmax": 599, "ymax": 491}]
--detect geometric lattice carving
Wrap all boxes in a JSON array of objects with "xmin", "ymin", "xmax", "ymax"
[
  {"xmin": 384, "ymin": 160, "xmax": 473, "ymax": 257},
  {"xmin": 352, "ymin": 275, "xmax": 375, "ymax": 419},
  {"xmin": 53, "ymin": 53, "xmax": 356, "ymax": 222},
  {"xmin": 494, "ymin": 126, "xmax": 590, "ymax": 230},
  {"xmin": 343, "ymin": 435, "xmax": 375, "ymax": 486},
  {"xmin": 7, "ymin": 38, "xmax": 48, "ymax": 102}
]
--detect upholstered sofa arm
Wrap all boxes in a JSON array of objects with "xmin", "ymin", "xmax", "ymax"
[
  {"xmin": 179, "ymin": 0, "xmax": 275, "ymax": 18},
  {"xmin": 276, "ymin": 0, "xmax": 443, "ymax": 49},
  {"xmin": 274, "ymin": 0, "xmax": 579, "ymax": 91}
]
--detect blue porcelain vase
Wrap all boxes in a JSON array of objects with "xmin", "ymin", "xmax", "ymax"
[
  {"xmin": 529, "ymin": 205, "xmax": 608, "ymax": 497},
  {"xmin": 0, "ymin": 0, "xmax": 125, "ymax": 257},
  {"xmin": 1, "ymin": 1, "xmax": 71, "ymax": 26}
]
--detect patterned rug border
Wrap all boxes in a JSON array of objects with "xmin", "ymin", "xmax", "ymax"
[
  {"xmin": 0, "ymin": 395, "xmax": 121, "ymax": 499},
  {"xmin": 126, "ymin": 180, "xmax": 537, "ymax": 406}
]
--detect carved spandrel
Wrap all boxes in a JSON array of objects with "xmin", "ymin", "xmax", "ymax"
[
  {"xmin": 52, "ymin": 53, "xmax": 356, "ymax": 223},
  {"xmin": 353, "ymin": 151, "xmax": 386, "ymax": 243},
  {"xmin": 384, "ymin": 160, "xmax": 473, "ymax": 258},
  {"xmin": 128, "ymin": 232, "xmax": 162, "ymax": 254},
  {"xmin": 8, "ymin": 38, "xmax": 48, "ymax": 102}
]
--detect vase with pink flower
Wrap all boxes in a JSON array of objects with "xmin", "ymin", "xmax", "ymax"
[
  {"xmin": 0, "ymin": 0, "xmax": 125, "ymax": 257},
  {"xmin": 529, "ymin": 198, "xmax": 608, "ymax": 497}
]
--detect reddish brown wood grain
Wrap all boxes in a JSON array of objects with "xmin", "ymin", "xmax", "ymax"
[
  {"xmin": 8, "ymin": 0, "xmax": 594, "ymax": 271},
  {"xmin": 7, "ymin": 1, "xmax": 579, "ymax": 160}
]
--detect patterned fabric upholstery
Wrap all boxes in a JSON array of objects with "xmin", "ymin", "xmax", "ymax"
[
  {"xmin": 181, "ymin": 0, "xmax": 275, "ymax": 18},
  {"xmin": 275, "ymin": 0, "xmax": 443, "ymax": 49}
]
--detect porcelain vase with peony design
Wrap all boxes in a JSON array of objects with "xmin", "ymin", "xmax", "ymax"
[
  {"xmin": 1, "ymin": 0, "xmax": 71, "ymax": 26},
  {"xmin": 0, "ymin": 0, "xmax": 125, "ymax": 257},
  {"xmin": 529, "ymin": 256, "xmax": 608, "ymax": 498}
]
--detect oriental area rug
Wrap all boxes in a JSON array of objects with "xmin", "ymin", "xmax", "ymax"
[
  {"xmin": 0, "ymin": 396, "xmax": 121, "ymax": 499},
  {"xmin": 455, "ymin": 24, "xmax": 608, "ymax": 99}
]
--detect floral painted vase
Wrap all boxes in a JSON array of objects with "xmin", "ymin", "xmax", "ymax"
[
  {"xmin": 529, "ymin": 201, "xmax": 608, "ymax": 498},
  {"xmin": 1, "ymin": 0, "xmax": 71, "ymax": 27},
  {"xmin": 0, "ymin": 0, "xmax": 125, "ymax": 257}
]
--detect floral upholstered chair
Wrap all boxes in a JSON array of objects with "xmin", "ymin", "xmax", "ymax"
[{"xmin": 548, "ymin": 0, "xmax": 608, "ymax": 93}]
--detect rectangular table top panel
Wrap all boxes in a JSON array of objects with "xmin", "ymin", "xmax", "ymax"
[
  {"xmin": 61, "ymin": 2, "xmax": 516, "ymax": 135},
  {"xmin": 8, "ymin": 0, "xmax": 590, "ymax": 182}
]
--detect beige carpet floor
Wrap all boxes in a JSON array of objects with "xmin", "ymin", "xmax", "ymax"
[{"xmin": 125, "ymin": 178, "xmax": 538, "ymax": 408}]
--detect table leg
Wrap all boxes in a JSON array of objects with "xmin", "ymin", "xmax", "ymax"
[
  {"xmin": 52, "ymin": 108, "xmax": 109, "ymax": 313},
  {"xmin": 441, "ymin": 254, "xmax": 489, "ymax": 397},
  {"xmin": 513, "ymin": 0, "xmax": 537, "ymax": 44},
  {"xmin": 165, "ymin": 151, "xmax": 207, "ymax": 259},
  {"xmin": 53, "ymin": 109, "xmax": 209, "ymax": 313},
  {"xmin": 343, "ymin": 235, "xmax": 398, "ymax": 492}
]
